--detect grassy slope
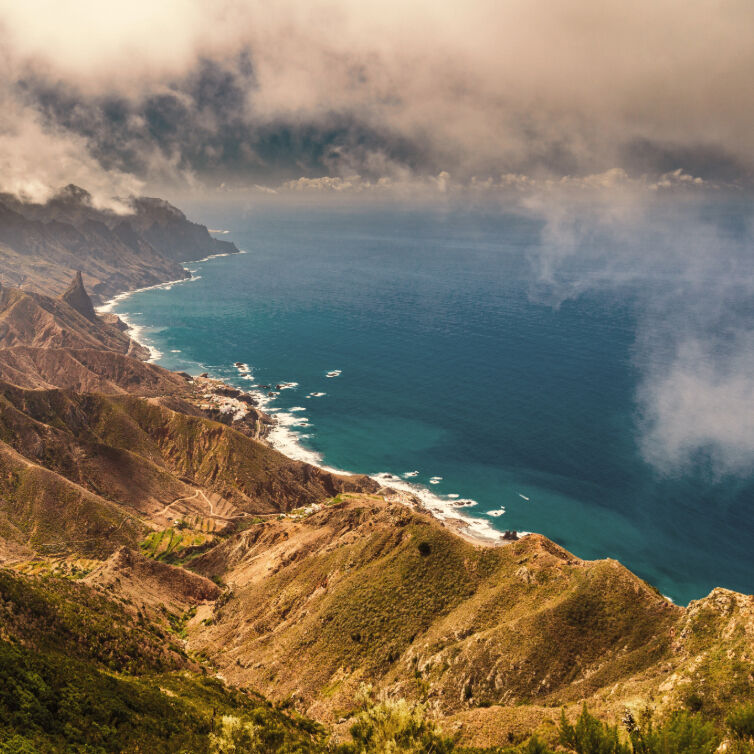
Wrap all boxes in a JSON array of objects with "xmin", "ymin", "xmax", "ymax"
[
  {"xmin": 0, "ymin": 567, "xmax": 327, "ymax": 753},
  {"xmin": 187, "ymin": 495, "xmax": 752, "ymax": 744}
]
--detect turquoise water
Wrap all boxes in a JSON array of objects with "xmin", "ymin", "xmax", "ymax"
[{"xmin": 110, "ymin": 204, "xmax": 754, "ymax": 604}]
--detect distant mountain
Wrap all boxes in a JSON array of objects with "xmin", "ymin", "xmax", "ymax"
[{"xmin": 0, "ymin": 184, "xmax": 238, "ymax": 302}]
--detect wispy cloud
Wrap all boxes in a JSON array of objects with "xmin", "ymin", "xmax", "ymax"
[{"xmin": 522, "ymin": 187, "xmax": 754, "ymax": 476}]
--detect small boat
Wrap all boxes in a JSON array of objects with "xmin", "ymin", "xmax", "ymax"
[{"xmin": 518, "ymin": 493, "xmax": 530, "ymax": 501}]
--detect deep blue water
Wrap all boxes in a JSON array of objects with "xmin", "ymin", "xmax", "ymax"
[{"xmin": 110, "ymin": 204, "xmax": 754, "ymax": 604}]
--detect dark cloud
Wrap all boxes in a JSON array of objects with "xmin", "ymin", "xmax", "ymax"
[
  {"xmin": 1, "ymin": 0, "xmax": 754, "ymax": 198},
  {"xmin": 16, "ymin": 56, "xmax": 432, "ymax": 187}
]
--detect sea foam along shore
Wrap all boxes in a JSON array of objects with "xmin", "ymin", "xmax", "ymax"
[
  {"xmin": 98, "ymin": 253, "xmax": 520, "ymax": 548},
  {"xmin": 97, "ymin": 274, "xmax": 202, "ymax": 362},
  {"xmin": 235, "ymin": 370, "xmax": 512, "ymax": 545}
]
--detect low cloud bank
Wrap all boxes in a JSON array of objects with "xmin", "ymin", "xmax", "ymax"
[{"xmin": 1, "ymin": 1, "xmax": 754, "ymax": 202}]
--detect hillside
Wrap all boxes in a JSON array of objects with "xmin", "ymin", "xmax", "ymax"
[
  {"xmin": 0, "ymin": 280, "xmax": 146, "ymax": 356},
  {"xmin": 0, "ymin": 377, "xmax": 375, "ymax": 558},
  {"xmin": 0, "ymin": 346, "xmax": 190, "ymax": 394},
  {"xmin": 0, "ymin": 275, "xmax": 376, "ymax": 564},
  {"xmin": 0, "ymin": 197, "xmax": 750, "ymax": 752},
  {"xmin": 0, "ymin": 566, "xmax": 328, "ymax": 752},
  {"xmin": 185, "ymin": 493, "xmax": 753, "ymax": 744}
]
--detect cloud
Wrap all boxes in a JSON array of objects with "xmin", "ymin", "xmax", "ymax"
[
  {"xmin": 638, "ymin": 335, "xmax": 754, "ymax": 475},
  {"xmin": 0, "ymin": 0, "xmax": 753, "ymax": 197},
  {"xmin": 522, "ymin": 188, "xmax": 754, "ymax": 475},
  {"xmin": 1, "ymin": 1, "xmax": 750, "ymax": 474},
  {"xmin": 0, "ymin": 88, "xmax": 142, "ymax": 209}
]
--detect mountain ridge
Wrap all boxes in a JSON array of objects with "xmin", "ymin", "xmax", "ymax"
[{"xmin": 0, "ymin": 184, "xmax": 238, "ymax": 302}]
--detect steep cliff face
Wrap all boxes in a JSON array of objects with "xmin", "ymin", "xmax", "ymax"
[
  {"xmin": 127, "ymin": 195, "xmax": 239, "ymax": 262},
  {"xmin": 0, "ymin": 185, "xmax": 238, "ymax": 301}
]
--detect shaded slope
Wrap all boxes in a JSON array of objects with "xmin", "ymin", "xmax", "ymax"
[
  {"xmin": 0, "ymin": 346, "xmax": 189, "ymax": 394},
  {"xmin": 0, "ymin": 440, "xmax": 145, "ymax": 557},
  {"xmin": 83, "ymin": 545, "xmax": 221, "ymax": 614}
]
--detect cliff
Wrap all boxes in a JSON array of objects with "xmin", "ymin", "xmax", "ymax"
[
  {"xmin": 0, "ymin": 185, "xmax": 239, "ymax": 302},
  {"xmin": 60, "ymin": 270, "xmax": 98, "ymax": 321}
]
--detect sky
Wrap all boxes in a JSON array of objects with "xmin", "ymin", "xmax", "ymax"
[
  {"xmin": 1, "ymin": 0, "xmax": 753, "ymax": 202},
  {"xmin": 0, "ymin": 0, "xmax": 752, "ymax": 477}
]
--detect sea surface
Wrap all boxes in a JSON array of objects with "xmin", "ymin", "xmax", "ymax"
[{"xmin": 107, "ymin": 202, "xmax": 754, "ymax": 604}]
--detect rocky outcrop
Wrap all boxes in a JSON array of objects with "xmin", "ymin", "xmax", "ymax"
[
  {"xmin": 60, "ymin": 271, "xmax": 97, "ymax": 321},
  {"xmin": 0, "ymin": 283, "xmax": 146, "ymax": 355}
]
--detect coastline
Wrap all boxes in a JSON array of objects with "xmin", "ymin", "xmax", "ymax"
[{"xmin": 96, "ymin": 252, "xmax": 522, "ymax": 549}]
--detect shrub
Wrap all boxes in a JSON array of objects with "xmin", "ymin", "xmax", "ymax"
[
  {"xmin": 339, "ymin": 685, "xmax": 454, "ymax": 753},
  {"xmin": 728, "ymin": 703, "xmax": 754, "ymax": 742},
  {"xmin": 559, "ymin": 704, "xmax": 631, "ymax": 754},
  {"xmin": 634, "ymin": 711, "xmax": 718, "ymax": 754}
]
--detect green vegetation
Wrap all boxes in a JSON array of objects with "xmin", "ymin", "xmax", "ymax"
[
  {"xmin": 728, "ymin": 703, "xmax": 754, "ymax": 742},
  {"xmin": 556, "ymin": 703, "xmax": 754, "ymax": 754},
  {"xmin": 1, "ymin": 563, "xmax": 752, "ymax": 754},
  {"xmin": 0, "ymin": 567, "xmax": 326, "ymax": 752},
  {"xmin": 140, "ymin": 524, "xmax": 213, "ymax": 564},
  {"xmin": 334, "ymin": 686, "xmax": 454, "ymax": 754},
  {"xmin": 0, "ymin": 568, "xmax": 183, "ymax": 673},
  {"xmin": 0, "ymin": 640, "xmax": 326, "ymax": 753},
  {"xmin": 301, "ymin": 518, "xmax": 502, "ymax": 673}
]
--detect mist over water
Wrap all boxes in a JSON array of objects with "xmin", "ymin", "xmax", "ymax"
[{"xmin": 112, "ymin": 200, "xmax": 754, "ymax": 604}]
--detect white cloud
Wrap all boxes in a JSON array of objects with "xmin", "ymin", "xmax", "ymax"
[
  {"xmin": 523, "ymin": 189, "xmax": 754, "ymax": 476},
  {"xmin": 638, "ymin": 336, "xmax": 754, "ymax": 475}
]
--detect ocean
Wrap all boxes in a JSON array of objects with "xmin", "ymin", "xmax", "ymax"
[{"xmin": 105, "ymin": 201, "xmax": 754, "ymax": 605}]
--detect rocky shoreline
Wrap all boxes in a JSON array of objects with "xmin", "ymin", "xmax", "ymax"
[{"xmin": 104, "ymin": 268, "xmax": 521, "ymax": 549}]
